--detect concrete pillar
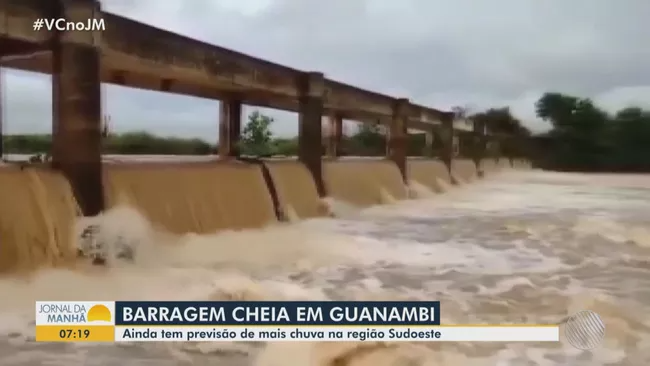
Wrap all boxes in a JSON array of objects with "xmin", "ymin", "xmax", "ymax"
[
  {"xmin": 218, "ymin": 98, "xmax": 242, "ymax": 157},
  {"xmin": 326, "ymin": 113, "xmax": 342, "ymax": 158},
  {"xmin": 51, "ymin": 0, "xmax": 104, "ymax": 216},
  {"xmin": 440, "ymin": 115, "xmax": 455, "ymax": 173},
  {"xmin": 298, "ymin": 71, "xmax": 325, "ymax": 196},
  {"xmin": 472, "ymin": 119, "xmax": 487, "ymax": 176},
  {"xmin": 387, "ymin": 98, "xmax": 409, "ymax": 182}
]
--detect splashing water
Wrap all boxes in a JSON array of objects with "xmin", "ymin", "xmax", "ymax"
[
  {"xmin": 283, "ymin": 205, "xmax": 301, "ymax": 223},
  {"xmin": 450, "ymin": 172, "xmax": 466, "ymax": 186},
  {"xmin": 434, "ymin": 177, "xmax": 453, "ymax": 193},
  {"xmin": 321, "ymin": 197, "xmax": 360, "ymax": 219},
  {"xmin": 1, "ymin": 170, "xmax": 649, "ymax": 365},
  {"xmin": 408, "ymin": 181, "xmax": 437, "ymax": 199},
  {"xmin": 378, "ymin": 187, "xmax": 398, "ymax": 204}
]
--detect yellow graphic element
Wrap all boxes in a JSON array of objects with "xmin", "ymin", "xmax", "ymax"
[
  {"xmin": 35, "ymin": 325, "xmax": 114, "ymax": 342},
  {"xmin": 87, "ymin": 304, "xmax": 111, "ymax": 322}
]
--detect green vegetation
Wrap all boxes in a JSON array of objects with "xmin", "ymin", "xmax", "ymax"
[
  {"xmin": 533, "ymin": 92, "xmax": 650, "ymax": 172},
  {"xmin": 240, "ymin": 111, "xmax": 275, "ymax": 156},
  {"xmin": 1, "ymin": 131, "xmax": 213, "ymax": 156},
  {"xmin": 3, "ymin": 93, "xmax": 649, "ymax": 173},
  {"xmin": 0, "ymin": 111, "xmax": 397, "ymax": 158}
]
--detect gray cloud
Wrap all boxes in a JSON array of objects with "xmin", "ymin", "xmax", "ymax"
[{"xmin": 2, "ymin": 0, "xmax": 649, "ymax": 139}]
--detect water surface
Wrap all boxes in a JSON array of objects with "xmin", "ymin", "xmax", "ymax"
[{"xmin": 1, "ymin": 170, "xmax": 649, "ymax": 365}]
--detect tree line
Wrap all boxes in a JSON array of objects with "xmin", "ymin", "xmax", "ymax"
[
  {"xmin": 0, "ymin": 111, "xmax": 438, "ymax": 158},
  {"xmin": 532, "ymin": 93, "xmax": 650, "ymax": 172},
  {"xmin": 2, "ymin": 93, "xmax": 649, "ymax": 172}
]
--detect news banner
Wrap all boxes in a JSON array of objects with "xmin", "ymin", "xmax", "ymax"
[{"xmin": 35, "ymin": 301, "xmax": 560, "ymax": 343}]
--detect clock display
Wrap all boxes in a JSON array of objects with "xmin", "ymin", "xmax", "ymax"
[
  {"xmin": 35, "ymin": 325, "xmax": 114, "ymax": 342},
  {"xmin": 59, "ymin": 328, "xmax": 91, "ymax": 339}
]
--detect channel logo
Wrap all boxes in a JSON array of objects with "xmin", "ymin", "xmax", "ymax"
[
  {"xmin": 564, "ymin": 310, "xmax": 605, "ymax": 350},
  {"xmin": 36, "ymin": 301, "xmax": 115, "ymax": 326}
]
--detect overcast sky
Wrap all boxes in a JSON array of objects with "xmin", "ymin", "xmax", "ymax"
[{"xmin": 2, "ymin": 0, "xmax": 649, "ymax": 140}]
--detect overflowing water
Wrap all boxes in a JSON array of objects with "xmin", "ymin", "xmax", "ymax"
[{"xmin": 1, "ymin": 170, "xmax": 649, "ymax": 365}]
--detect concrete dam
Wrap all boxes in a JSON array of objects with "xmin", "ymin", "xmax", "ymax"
[
  {"xmin": 0, "ymin": 156, "xmax": 530, "ymax": 271},
  {"xmin": 0, "ymin": 0, "xmax": 531, "ymax": 271}
]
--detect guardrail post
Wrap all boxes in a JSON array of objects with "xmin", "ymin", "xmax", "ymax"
[
  {"xmin": 51, "ymin": 0, "xmax": 104, "ymax": 216},
  {"xmin": 387, "ymin": 98, "xmax": 409, "ymax": 183},
  {"xmin": 298, "ymin": 71, "xmax": 325, "ymax": 196},
  {"xmin": 218, "ymin": 98, "xmax": 242, "ymax": 158}
]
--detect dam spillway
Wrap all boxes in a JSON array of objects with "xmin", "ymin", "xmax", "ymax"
[
  {"xmin": 0, "ymin": 0, "xmax": 527, "ymax": 274},
  {"xmin": 0, "ymin": 0, "xmax": 528, "ymax": 272},
  {"xmin": 0, "ymin": 166, "xmax": 79, "ymax": 272},
  {"xmin": 323, "ymin": 159, "xmax": 408, "ymax": 207},
  {"xmin": 103, "ymin": 161, "xmax": 278, "ymax": 234},
  {"xmin": 0, "ymin": 156, "xmax": 531, "ymax": 272},
  {"xmin": 263, "ymin": 159, "xmax": 324, "ymax": 220}
]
